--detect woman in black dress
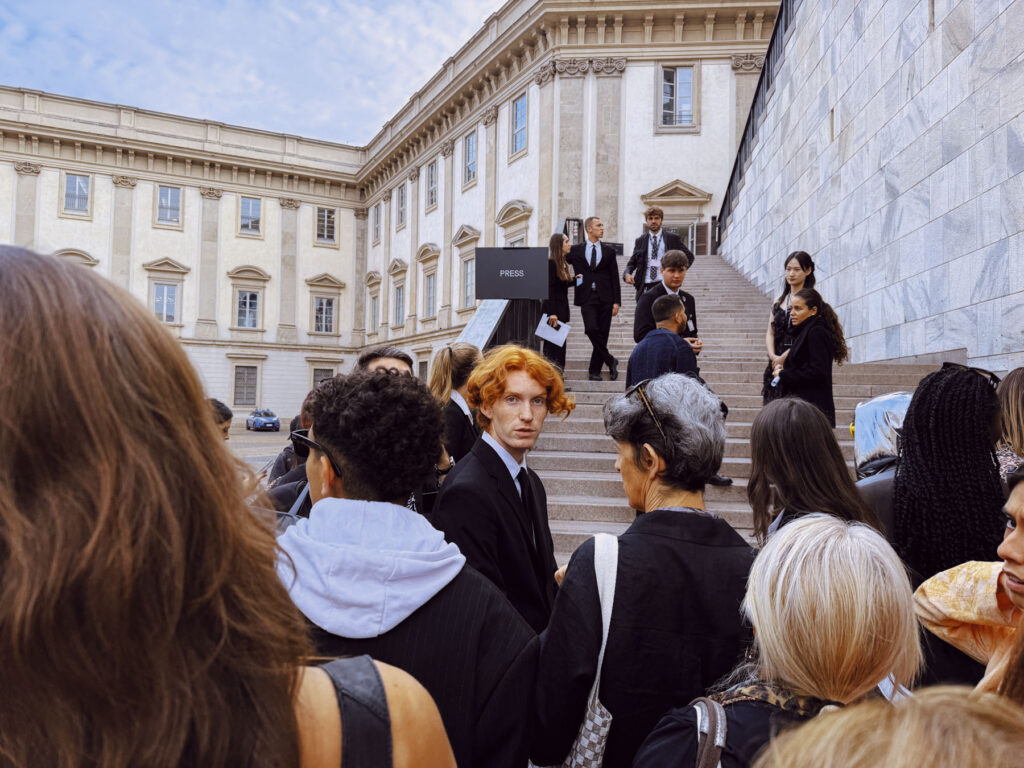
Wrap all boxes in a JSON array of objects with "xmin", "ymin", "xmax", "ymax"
[
  {"xmin": 428, "ymin": 342, "xmax": 483, "ymax": 463},
  {"xmin": 762, "ymin": 251, "xmax": 815, "ymax": 403},
  {"xmin": 541, "ymin": 232, "xmax": 575, "ymax": 370},
  {"xmin": 771, "ymin": 288, "xmax": 848, "ymax": 427}
]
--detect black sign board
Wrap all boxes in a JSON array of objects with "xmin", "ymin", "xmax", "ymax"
[{"xmin": 474, "ymin": 247, "xmax": 548, "ymax": 300}]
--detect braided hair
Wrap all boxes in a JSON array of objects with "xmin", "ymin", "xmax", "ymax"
[
  {"xmin": 892, "ymin": 366, "xmax": 1006, "ymax": 582},
  {"xmin": 793, "ymin": 288, "xmax": 848, "ymax": 364}
]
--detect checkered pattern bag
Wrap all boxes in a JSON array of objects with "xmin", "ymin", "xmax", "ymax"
[{"xmin": 560, "ymin": 533, "xmax": 619, "ymax": 768}]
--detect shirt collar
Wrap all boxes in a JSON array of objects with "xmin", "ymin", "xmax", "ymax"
[
  {"xmin": 661, "ymin": 279, "xmax": 680, "ymax": 294},
  {"xmin": 481, "ymin": 430, "xmax": 527, "ymax": 480},
  {"xmin": 450, "ymin": 390, "xmax": 472, "ymax": 418}
]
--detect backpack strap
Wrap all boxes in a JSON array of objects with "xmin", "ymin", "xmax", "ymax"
[
  {"xmin": 320, "ymin": 656, "xmax": 393, "ymax": 768},
  {"xmin": 691, "ymin": 696, "xmax": 727, "ymax": 768}
]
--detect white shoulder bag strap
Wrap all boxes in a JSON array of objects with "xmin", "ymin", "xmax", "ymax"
[{"xmin": 591, "ymin": 532, "xmax": 619, "ymax": 683}]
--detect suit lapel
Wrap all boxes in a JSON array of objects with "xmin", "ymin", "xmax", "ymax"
[{"xmin": 473, "ymin": 439, "xmax": 537, "ymax": 550}]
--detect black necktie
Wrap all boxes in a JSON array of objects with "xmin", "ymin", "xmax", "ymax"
[
  {"xmin": 517, "ymin": 468, "xmax": 537, "ymax": 548},
  {"xmin": 589, "ymin": 243, "xmax": 598, "ymax": 269}
]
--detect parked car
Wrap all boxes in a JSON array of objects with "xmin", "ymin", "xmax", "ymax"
[{"xmin": 246, "ymin": 409, "xmax": 280, "ymax": 431}]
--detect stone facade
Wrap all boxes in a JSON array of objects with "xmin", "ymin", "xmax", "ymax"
[
  {"xmin": 0, "ymin": 0, "xmax": 775, "ymax": 415},
  {"xmin": 719, "ymin": 0, "xmax": 1024, "ymax": 371}
]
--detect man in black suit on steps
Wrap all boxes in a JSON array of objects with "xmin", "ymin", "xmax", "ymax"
[
  {"xmin": 432, "ymin": 345, "xmax": 575, "ymax": 633},
  {"xmin": 623, "ymin": 206, "xmax": 694, "ymax": 300},
  {"xmin": 568, "ymin": 216, "xmax": 621, "ymax": 381}
]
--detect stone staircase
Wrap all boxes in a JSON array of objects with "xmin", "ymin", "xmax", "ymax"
[{"xmin": 531, "ymin": 253, "xmax": 935, "ymax": 563}]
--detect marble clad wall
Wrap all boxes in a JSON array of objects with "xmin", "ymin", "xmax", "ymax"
[{"xmin": 720, "ymin": 0, "xmax": 1024, "ymax": 371}]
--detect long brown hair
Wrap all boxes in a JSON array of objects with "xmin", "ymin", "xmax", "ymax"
[
  {"xmin": 998, "ymin": 368, "xmax": 1024, "ymax": 456},
  {"xmin": 793, "ymin": 287, "xmax": 848, "ymax": 364},
  {"xmin": 998, "ymin": 615, "xmax": 1024, "ymax": 708},
  {"xmin": 548, "ymin": 232, "xmax": 571, "ymax": 282},
  {"xmin": 0, "ymin": 247, "xmax": 310, "ymax": 767},
  {"xmin": 748, "ymin": 398, "xmax": 882, "ymax": 543},
  {"xmin": 428, "ymin": 342, "xmax": 482, "ymax": 404}
]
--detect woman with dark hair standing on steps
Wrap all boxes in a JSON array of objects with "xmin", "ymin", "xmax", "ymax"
[
  {"xmin": 762, "ymin": 251, "xmax": 815, "ymax": 404},
  {"xmin": 770, "ymin": 288, "xmax": 848, "ymax": 427},
  {"xmin": 748, "ymin": 398, "xmax": 882, "ymax": 544},
  {"xmin": 541, "ymin": 232, "xmax": 575, "ymax": 370}
]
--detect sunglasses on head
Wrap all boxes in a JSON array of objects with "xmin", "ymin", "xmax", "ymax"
[
  {"xmin": 941, "ymin": 362, "xmax": 1001, "ymax": 391},
  {"xmin": 290, "ymin": 429, "xmax": 344, "ymax": 478},
  {"xmin": 624, "ymin": 379, "xmax": 668, "ymax": 444}
]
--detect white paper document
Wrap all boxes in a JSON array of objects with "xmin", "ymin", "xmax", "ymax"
[{"xmin": 535, "ymin": 315, "xmax": 571, "ymax": 347}]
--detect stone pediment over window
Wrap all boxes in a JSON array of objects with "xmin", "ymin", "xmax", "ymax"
[
  {"xmin": 305, "ymin": 273, "xmax": 346, "ymax": 290},
  {"xmin": 495, "ymin": 200, "xmax": 533, "ymax": 228},
  {"xmin": 365, "ymin": 270, "xmax": 382, "ymax": 286},
  {"xmin": 142, "ymin": 257, "xmax": 190, "ymax": 275},
  {"xmin": 387, "ymin": 258, "xmax": 409, "ymax": 276},
  {"xmin": 641, "ymin": 180, "xmax": 713, "ymax": 206},
  {"xmin": 227, "ymin": 265, "xmax": 271, "ymax": 282},
  {"xmin": 54, "ymin": 249, "xmax": 99, "ymax": 267},
  {"xmin": 453, "ymin": 224, "xmax": 481, "ymax": 249},
  {"xmin": 416, "ymin": 243, "xmax": 441, "ymax": 265}
]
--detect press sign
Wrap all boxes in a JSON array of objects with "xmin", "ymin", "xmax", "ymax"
[{"xmin": 475, "ymin": 247, "xmax": 548, "ymax": 300}]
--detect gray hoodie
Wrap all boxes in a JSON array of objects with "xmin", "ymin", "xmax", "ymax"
[{"xmin": 276, "ymin": 497, "xmax": 466, "ymax": 639}]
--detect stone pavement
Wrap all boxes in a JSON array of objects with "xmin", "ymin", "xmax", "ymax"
[{"xmin": 531, "ymin": 253, "xmax": 935, "ymax": 563}]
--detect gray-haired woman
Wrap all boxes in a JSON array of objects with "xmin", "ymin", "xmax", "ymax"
[{"xmin": 530, "ymin": 374, "xmax": 755, "ymax": 767}]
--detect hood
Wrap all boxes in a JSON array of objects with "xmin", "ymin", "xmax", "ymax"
[{"xmin": 276, "ymin": 497, "xmax": 465, "ymax": 639}]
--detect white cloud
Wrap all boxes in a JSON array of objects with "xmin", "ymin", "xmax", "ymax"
[{"xmin": 0, "ymin": 0, "xmax": 502, "ymax": 144}]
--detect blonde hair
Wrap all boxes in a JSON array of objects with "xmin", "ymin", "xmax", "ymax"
[
  {"xmin": 754, "ymin": 687, "xmax": 1024, "ymax": 768},
  {"xmin": 745, "ymin": 514, "xmax": 921, "ymax": 702},
  {"xmin": 428, "ymin": 343, "xmax": 482, "ymax": 404},
  {"xmin": 998, "ymin": 368, "xmax": 1024, "ymax": 455}
]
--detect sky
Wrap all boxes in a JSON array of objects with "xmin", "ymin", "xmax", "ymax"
[{"xmin": 0, "ymin": 0, "xmax": 503, "ymax": 145}]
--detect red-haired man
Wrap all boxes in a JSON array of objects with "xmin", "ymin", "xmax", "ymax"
[{"xmin": 431, "ymin": 344, "xmax": 574, "ymax": 632}]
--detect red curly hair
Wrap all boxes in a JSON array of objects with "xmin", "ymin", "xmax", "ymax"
[{"xmin": 467, "ymin": 344, "xmax": 575, "ymax": 430}]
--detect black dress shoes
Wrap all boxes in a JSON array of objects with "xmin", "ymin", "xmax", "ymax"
[
  {"xmin": 707, "ymin": 474, "xmax": 733, "ymax": 486},
  {"xmin": 589, "ymin": 374, "xmax": 602, "ymax": 381},
  {"xmin": 609, "ymin": 357, "xmax": 619, "ymax": 381}
]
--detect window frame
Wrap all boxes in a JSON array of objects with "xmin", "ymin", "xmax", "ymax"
[
  {"xmin": 654, "ymin": 61, "xmax": 702, "ymax": 135},
  {"xmin": 423, "ymin": 271, "xmax": 437, "ymax": 319},
  {"xmin": 310, "ymin": 365, "xmax": 337, "ymax": 389},
  {"xmin": 152, "ymin": 282, "xmax": 180, "ymax": 325},
  {"xmin": 312, "ymin": 295, "xmax": 336, "ymax": 334},
  {"xmin": 59, "ymin": 171, "xmax": 93, "ymax": 220},
  {"xmin": 463, "ymin": 130, "xmax": 478, "ymax": 188},
  {"xmin": 369, "ymin": 293, "xmax": 380, "ymax": 335},
  {"xmin": 460, "ymin": 256, "xmax": 476, "ymax": 309},
  {"xmin": 372, "ymin": 203, "xmax": 381, "ymax": 243},
  {"xmin": 153, "ymin": 184, "xmax": 184, "ymax": 230},
  {"xmin": 509, "ymin": 93, "xmax": 528, "ymax": 161},
  {"xmin": 425, "ymin": 161, "xmax": 438, "ymax": 212},
  {"xmin": 235, "ymin": 289, "xmax": 261, "ymax": 330},
  {"xmin": 237, "ymin": 195, "xmax": 264, "ymax": 238},
  {"xmin": 393, "ymin": 283, "xmax": 405, "ymax": 328},
  {"xmin": 315, "ymin": 206, "xmax": 339, "ymax": 248},
  {"xmin": 395, "ymin": 183, "xmax": 407, "ymax": 230},
  {"xmin": 232, "ymin": 363, "xmax": 260, "ymax": 408}
]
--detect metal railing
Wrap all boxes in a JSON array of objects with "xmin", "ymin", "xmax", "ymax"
[{"xmin": 717, "ymin": 0, "xmax": 802, "ymax": 241}]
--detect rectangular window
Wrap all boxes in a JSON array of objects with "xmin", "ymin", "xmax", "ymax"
[
  {"xmin": 394, "ymin": 285, "xmax": 405, "ymax": 326},
  {"xmin": 64, "ymin": 173, "xmax": 90, "ymax": 213},
  {"xmin": 373, "ymin": 203, "xmax": 381, "ymax": 242},
  {"xmin": 314, "ymin": 296, "xmax": 335, "ymax": 333},
  {"xmin": 662, "ymin": 66, "xmax": 694, "ymax": 126},
  {"xmin": 418, "ymin": 361, "xmax": 428, "ymax": 380},
  {"xmin": 234, "ymin": 365, "xmax": 258, "ymax": 407},
  {"xmin": 370, "ymin": 295, "xmax": 379, "ymax": 333},
  {"xmin": 461, "ymin": 258, "xmax": 475, "ymax": 307},
  {"xmin": 240, "ymin": 197, "xmax": 261, "ymax": 234},
  {"xmin": 154, "ymin": 283, "xmax": 178, "ymax": 323},
  {"xmin": 396, "ymin": 184, "xmax": 406, "ymax": 228},
  {"xmin": 424, "ymin": 273, "xmax": 436, "ymax": 318},
  {"xmin": 157, "ymin": 186, "xmax": 181, "ymax": 223},
  {"xmin": 313, "ymin": 367, "xmax": 334, "ymax": 387},
  {"xmin": 426, "ymin": 161, "xmax": 438, "ymax": 209},
  {"xmin": 316, "ymin": 207, "xmax": 336, "ymax": 243},
  {"xmin": 463, "ymin": 132, "xmax": 477, "ymax": 185},
  {"xmin": 511, "ymin": 94, "xmax": 527, "ymax": 156},
  {"xmin": 237, "ymin": 290, "xmax": 259, "ymax": 329}
]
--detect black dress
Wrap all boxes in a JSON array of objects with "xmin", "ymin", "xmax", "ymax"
[
  {"xmin": 541, "ymin": 259, "xmax": 574, "ymax": 370},
  {"xmin": 761, "ymin": 301, "xmax": 794, "ymax": 403}
]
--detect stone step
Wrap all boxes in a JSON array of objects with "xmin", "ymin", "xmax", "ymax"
[
  {"xmin": 540, "ymin": 470, "xmax": 750, "ymax": 503},
  {"xmin": 547, "ymin": 495, "xmax": 754, "ymax": 528},
  {"xmin": 546, "ymin": 413, "xmax": 858, "ymax": 436}
]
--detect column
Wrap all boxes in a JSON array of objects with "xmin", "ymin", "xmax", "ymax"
[
  {"xmin": 732, "ymin": 55, "xmax": 765, "ymax": 150},
  {"xmin": 407, "ymin": 167, "xmax": 421, "ymax": 326},
  {"xmin": 535, "ymin": 63, "xmax": 556, "ymax": 238},
  {"xmin": 381, "ymin": 191, "xmax": 392, "ymax": 333},
  {"xmin": 555, "ymin": 59, "xmax": 588, "ymax": 222},
  {"xmin": 195, "ymin": 187, "xmax": 223, "ymax": 339},
  {"xmin": 277, "ymin": 198, "xmax": 300, "ymax": 343},
  {"xmin": 352, "ymin": 207, "xmax": 368, "ymax": 348},
  {"xmin": 593, "ymin": 58, "xmax": 626, "ymax": 240},
  {"xmin": 483, "ymin": 106, "xmax": 498, "ymax": 248},
  {"xmin": 440, "ymin": 139, "xmax": 455, "ymax": 326},
  {"xmin": 110, "ymin": 176, "xmax": 137, "ymax": 289},
  {"xmin": 13, "ymin": 162, "xmax": 41, "ymax": 248}
]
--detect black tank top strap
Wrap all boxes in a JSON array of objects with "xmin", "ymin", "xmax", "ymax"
[{"xmin": 320, "ymin": 655, "xmax": 393, "ymax": 768}]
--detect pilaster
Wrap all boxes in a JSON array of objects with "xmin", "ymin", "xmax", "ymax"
[
  {"xmin": 352, "ymin": 207, "xmax": 368, "ymax": 347},
  {"xmin": 277, "ymin": 198, "xmax": 300, "ymax": 343},
  {"xmin": 535, "ymin": 62, "xmax": 556, "ymax": 239},
  {"xmin": 195, "ymin": 186, "xmax": 223, "ymax": 339},
  {"xmin": 594, "ymin": 61, "xmax": 624, "ymax": 240},
  {"xmin": 111, "ymin": 175, "xmax": 137, "ymax": 289},
  {"xmin": 441, "ymin": 140, "xmax": 455, "ymax": 326},
  {"xmin": 555, "ymin": 59, "xmax": 587, "ymax": 223},
  {"xmin": 483, "ymin": 106, "xmax": 498, "ymax": 249},
  {"xmin": 13, "ymin": 162, "xmax": 41, "ymax": 249},
  {"xmin": 382, "ymin": 191, "xmax": 392, "ymax": 335},
  {"xmin": 407, "ymin": 167, "xmax": 421, "ymax": 327}
]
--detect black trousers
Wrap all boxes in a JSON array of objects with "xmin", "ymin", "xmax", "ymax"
[
  {"xmin": 542, "ymin": 339, "xmax": 567, "ymax": 371},
  {"xmin": 581, "ymin": 299, "xmax": 614, "ymax": 375}
]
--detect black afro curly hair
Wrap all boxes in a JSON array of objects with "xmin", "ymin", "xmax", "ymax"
[{"xmin": 310, "ymin": 371, "xmax": 443, "ymax": 502}]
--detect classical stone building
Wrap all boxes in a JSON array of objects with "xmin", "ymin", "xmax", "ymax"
[
  {"xmin": 0, "ymin": 0, "xmax": 774, "ymax": 414},
  {"xmin": 719, "ymin": 0, "xmax": 1024, "ymax": 371}
]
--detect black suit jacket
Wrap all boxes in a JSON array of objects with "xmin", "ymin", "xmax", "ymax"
[
  {"xmin": 443, "ymin": 399, "xmax": 479, "ymax": 463},
  {"xmin": 431, "ymin": 437, "xmax": 558, "ymax": 633},
  {"xmin": 568, "ymin": 241, "xmax": 621, "ymax": 307},
  {"xmin": 633, "ymin": 283, "xmax": 699, "ymax": 343},
  {"xmin": 625, "ymin": 232, "xmax": 693, "ymax": 297},
  {"xmin": 778, "ymin": 316, "xmax": 836, "ymax": 426}
]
